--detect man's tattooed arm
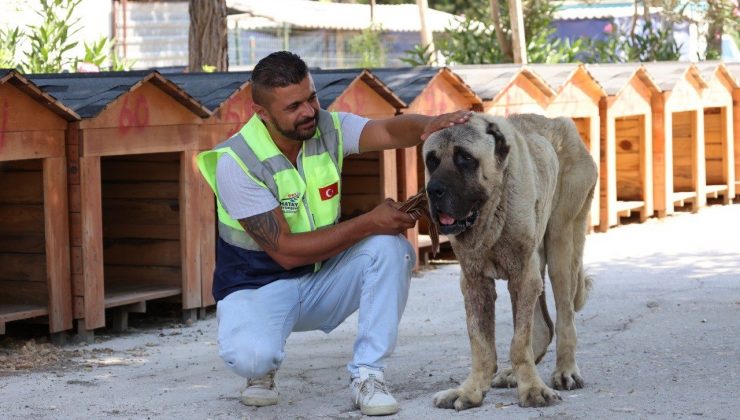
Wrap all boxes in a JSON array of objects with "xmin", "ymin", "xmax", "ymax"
[{"xmin": 240, "ymin": 210, "xmax": 281, "ymax": 251}]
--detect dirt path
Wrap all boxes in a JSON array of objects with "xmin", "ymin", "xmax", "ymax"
[{"xmin": 2, "ymin": 204, "xmax": 739, "ymax": 419}]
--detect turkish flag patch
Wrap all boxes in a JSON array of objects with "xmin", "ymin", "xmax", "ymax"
[{"xmin": 318, "ymin": 182, "xmax": 339, "ymax": 201}]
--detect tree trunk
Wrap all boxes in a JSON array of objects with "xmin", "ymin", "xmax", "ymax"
[
  {"xmin": 490, "ymin": 0, "xmax": 512, "ymax": 62},
  {"xmin": 188, "ymin": 0, "xmax": 228, "ymax": 72}
]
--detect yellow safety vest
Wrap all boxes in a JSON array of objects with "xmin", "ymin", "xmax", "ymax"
[{"xmin": 197, "ymin": 110, "xmax": 344, "ymax": 272}]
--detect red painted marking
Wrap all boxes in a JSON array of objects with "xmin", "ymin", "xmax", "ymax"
[
  {"xmin": 118, "ymin": 94, "xmax": 150, "ymax": 135},
  {"xmin": 0, "ymin": 99, "xmax": 8, "ymax": 151},
  {"xmin": 222, "ymin": 96, "xmax": 255, "ymax": 136},
  {"xmin": 134, "ymin": 95, "xmax": 149, "ymax": 127}
]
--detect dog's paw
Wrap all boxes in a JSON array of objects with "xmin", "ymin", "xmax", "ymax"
[
  {"xmin": 518, "ymin": 383, "xmax": 561, "ymax": 407},
  {"xmin": 491, "ymin": 368, "xmax": 517, "ymax": 388},
  {"xmin": 551, "ymin": 367, "xmax": 584, "ymax": 390},
  {"xmin": 432, "ymin": 388, "xmax": 484, "ymax": 411}
]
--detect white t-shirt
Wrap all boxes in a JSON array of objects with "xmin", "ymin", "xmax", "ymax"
[{"xmin": 216, "ymin": 112, "xmax": 369, "ymax": 220}]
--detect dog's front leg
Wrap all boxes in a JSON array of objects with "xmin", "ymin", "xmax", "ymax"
[
  {"xmin": 433, "ymin": 269, "xmax": 497, "ymax": 411},
  {"xmin": 509, "ymin": 257, "xmax": 562, "ymax": 407}
]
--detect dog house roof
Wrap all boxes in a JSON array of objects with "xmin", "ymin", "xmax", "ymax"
[
  {"xmin": 28, "ymin": 70, "xmax": 210, "ymax": 118},
  {"xmin": 585, "ymin": 63, "xmax": 661, "ymax": 96},
  {"xmin": 371, "ymin": 67, "xmax": 479, "ymax": 106},
  {"xmin": 451, "ymin": 64, "xmax": 554, "ymax": 102},
  {"xmin": 311, "ymin": 68, "xmax": 406, "ymax": 110},
  {"xmin": 1, "ymin": 69, "xmax": 80, "ymax": 121},
  {"xmin": 168, "ymin": 71, "xmax": 252, "ymax": 113}
]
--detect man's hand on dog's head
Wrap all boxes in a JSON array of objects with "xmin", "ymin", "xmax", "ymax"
[{"xmin": 420, "ymin": 111, "xmax": 473, "ymax": 141}]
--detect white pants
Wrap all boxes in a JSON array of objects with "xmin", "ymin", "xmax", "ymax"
[{"xmin": 216, "ymin": 234, "xmax": 415, "ymax": 379}]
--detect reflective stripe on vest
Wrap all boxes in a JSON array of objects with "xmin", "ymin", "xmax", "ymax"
[{"xmin": 197, "ymin": 109, "xmax": 343, "ymax": 271}]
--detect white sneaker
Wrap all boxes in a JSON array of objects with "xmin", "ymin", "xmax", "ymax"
[
  {"xmin": 241, "ymin": 369, "xmax": 279, "ymax": 407},
  {"xmin": 351, "ymin": 366, "xmax": 399, "ymax": 416}
]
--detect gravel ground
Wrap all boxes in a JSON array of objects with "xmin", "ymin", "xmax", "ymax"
[{"xmin": 1, "ymin": 204, "xmax": 739, "ymax": 419}]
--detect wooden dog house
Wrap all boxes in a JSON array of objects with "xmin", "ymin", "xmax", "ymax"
[
  {"xmin": 30, "ymin": 71, "xmax": 210, "ymax": 336},
  {"xmin": 0, "ymin": 70, "xmax": 78, "ymax": 336},
  {"xmin": 169, "ymin": 72, "xmax": 253, "ymax": 309},
  {"xmin": 643, "ymin": 63, "xmax": 708, "ymax": 217},
  {"xmin": 530, "ymin": 64, "xmax": 605, "ymax": 229},
  {"xmin": 372, "ymin": 67, "xmax": 482, "ymax": 264},
  {"xmin": 312, "ymin": 68, "xmax": 406, "ymax": 221},
  {"xmin": 694, "ymin": 62, "xmax": 735, "ymax": 204},
  {"xmin": 726, "ymin": 63, "xmax": 740, "ymax": 199},
  {"xmin": 453, "ymin": 64, "xmax": 555, "ymax": 116},
  {"xmin": 586, "ymin": 64, "xmax": 660, "ymax": 231}
]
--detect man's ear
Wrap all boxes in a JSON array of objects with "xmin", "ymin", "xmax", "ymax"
[{"xmin": 252, "ymin": 102, "xmax": 270, "ymax": 122}]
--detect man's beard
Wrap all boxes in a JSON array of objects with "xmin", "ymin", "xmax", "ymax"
[{"xmin": 275, "ymin": 114, "xmax": 319, "ymax": 142}]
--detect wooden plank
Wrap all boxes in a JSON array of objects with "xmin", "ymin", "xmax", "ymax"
[
  {"xmin": 0, "ymin": 303, "xmax": 48, "ymax": 324},
  {"xmin": 735, "ymin": 90, "xmax": 740, "ymax": 198},
  {"xmin": 0, "ymin": 159, "xmax": 43, "ymax": 171},
  {"xmin": 199, "ymin": 178, "xmax": 216, "ymax": 308},
  {"xmin": 180, "ymin": 150, "xmax": 201, "ymax": 309},
  {"xmin": 599, "ymin": 99, "xmax": 618, "ymax": 230},
  {"xmin": 0, "ymin": 130, "xmax": 65, "ymax": 161},
  {"xmin": 103, "ymin": 199, "xmax": 180, "ymax": 226},
  {"xmin": 103, "ymin": 223, "xmax": 180, "ymax": 240},
  {"xmin": 0, "ymin": 171, "xmax": 43, "ymax": 204},
  {"xmin": 206, "ymin": 86, "xmax": 254, "ymax": 131},
  {"xmin": 81, "ymin": 125, "xmax": 199, "ymax": 157},
  {"xmin": 101, "ymin": 182, "xmax": 179, "ymax": 200},
  {"xmin": 0, "ymin": 232, "xmax": 45, "ymax": 253},
  {"xmin": 0, "ymin": 253, "xmax": 46, "ymax": 282},
  {"xmin": 705, "ymin": 184, "xmax": 728, "ymax": 198},
  {"xmin": 410, "ymin": 73, "xmax": 478, "ymax": 115},
  {"xmin": 328, "ymin": 78, "xmax": 398, "ymax": 118},
  {"xmin": 610, "ymin": 77, "xmax": 652, "ymax": 117},
  {"xmin": 101, "ymin": 160, "xmax": 180, "ymax": 181},
  {"xmin": 80, "ymin": 155, "xmax": 105, "ymax": 329},
  {"xmin": 104, "ymin": 282, "xmax": 181, "ymax": 309},
  {"xmin": 106, "ymin": 152, "xmax": 180, "ymax": 163},
  {"xmin": 43, "ymin": 156, "xmax": 72, "ymax": 333},
  {"xmin": 343, "ymin": 158, "xmax": 380, "ymax": 176},
  {"xmin": 104, "ymin": 264, "xmax": 182, "ymax": 285},
  {"xmin": 104, "ymin": 239, "xmax": 181, "ymax": 267},
  {"xmin": 0, "ymin": 83, "xmax": 68, "ymax": 131},
  {"xmin": 484, "ymin": 74, "xmax": 549, "ymax": 115},
  {"xmin": 79, "ymin": 81, "xmax": 202, "ymax": 130},
  {"xmin": 0, "ymin": 204, "xmax": 45, "ymax": 233},
  {"xmin": 615, "ymin": 200, "xmax": 645, "ymax": 214},
  {"xmin": 379, "ymin": 149, "xmax": 397, "ymax": 201},
  {"xmin": 343, "ymin": 176, "xmax": 380, "ymax": 195}
]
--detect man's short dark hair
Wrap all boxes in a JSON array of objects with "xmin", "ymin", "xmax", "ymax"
[{"xmin": 251, "ymin": 51, "xmax": 309, "ymax": 106}]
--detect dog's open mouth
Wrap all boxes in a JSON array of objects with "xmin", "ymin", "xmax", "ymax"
[{"xmin": 435, "ymin": 208, "xmax": 479, "ymax": 235}]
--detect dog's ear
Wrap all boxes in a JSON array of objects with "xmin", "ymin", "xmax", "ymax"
[{"xmin": 486, "ymin": 122, "xmax": 510, "ymax": 162}]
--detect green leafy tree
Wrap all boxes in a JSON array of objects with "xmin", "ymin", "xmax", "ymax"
[
  {"xmin": 3, "ymin": 0, "xmax": 133, "ymax": 73},
  {"xmin": 349, "ymin": 24, "xmax": 386, "ymax": 67},
  {"xmin": 0, "ymin": 27, "xmax": 22, "ymax": 68},
  {"xmin": 427, "ymin": 0, "xmax": 578, "ymax": 65}
]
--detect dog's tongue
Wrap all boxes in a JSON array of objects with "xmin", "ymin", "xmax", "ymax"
[{"xmin": 438, "ymin": 211, "xmax": 456, "ymax": 226}]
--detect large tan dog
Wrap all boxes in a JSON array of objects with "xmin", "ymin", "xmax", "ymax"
[{"xmin": 424, "ymin": 113, "xmax": 597, "ymax": 409}]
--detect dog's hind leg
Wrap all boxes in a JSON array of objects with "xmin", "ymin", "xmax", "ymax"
[
  {"xmin": 433, "ymin": 269, "xmax": 497, "ymax": 411},
  {"xmin": 508, "ymin": 255, "xmax": 561, "ymax": 407},
  {"xmin": 545, "ymin": 182, "xmax": 594, "ymax": 391}
]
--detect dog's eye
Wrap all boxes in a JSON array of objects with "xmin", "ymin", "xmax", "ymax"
[
  {"xmin": 425, "ymin": 153, "xmax": 440, "ymax": 172},
  {"xmin": 453, "ymin": 148, "xmax": 478, "ymax": 170}
]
